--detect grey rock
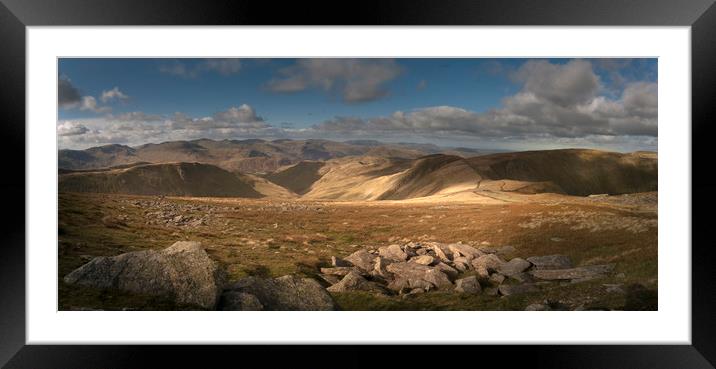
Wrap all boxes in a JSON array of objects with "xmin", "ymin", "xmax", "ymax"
[
  {"xmin": 509, "ymin": 272, "xmax": 536, "ymax": 283},
  {"xmin": 386, "ymin": 262, "xmax": 453, "ymax": 290},
  {"xmin": 327, "ymin": 271, "xmax": 388, "ymax": 294},
  {"xmin": 320, "ymin": 267, "xmax": 359, "ymax": 276},
  {"xmin": 498, "ymin": 258, "xmax": 532, "ymax": 276},
  {"xmin": 530, "ymin": 264, "xmax": 616, "ymax": 281},
  {"xmin": 435, "ymin": 262, "xmax": 459, "ymax": 280},
  {"xmin": 411, "ymin": 255, "xmax": 435, "ymax": 266},
  {"xmin": 471, "ymin": 254, "xmax": 506, "ymax": 273},
  {"xmin": 489, "ymin": 273, "xmax": 506, "ymax": 286},
  {"xmin": 448, "ymin": 243, "xmax": 483, "ymax": 260},
  {"xmin": 378, "ymin": 244, "xmax": 409, "ymax": 262},
  {"xmin": 372, "ymin": 256, "xmax": 392, "ymax": 278},
  {"xmin": 63, "ymin": 241, "xmax": 224, "ymax": 309},
  {"xmin": 219, "ymin": 291, "xmax": 264, "ymax": 310},
  {"xmin": 318, "ymin": 274, "xmax": 342, "ymax": 285},
  {"xmin": 526, "ymin": 255, "xmax": 573, "ymax": 270},
  {"xmin": 452, "ymin": 259, "xmax": 470, "ymax": 272},
  {"xmin": 498, "ymin": 284, "xmax": 539, "ymax": 296},
  {"xmin": 484, "ymin": 287, "xmax": 499, "ymax": 296},
  {"xmin": 454, "ymin": 276, "xmax": 482, "ymax": 294},
  {"xmin": 478, "ymin": 246, "xmax": 498, "ymax": 254},
  {"xmin": 430, "ymin": 243, "xmax": 454, "ymax": 261},
  {"xmin": 344, "ymin": 249, "xmax": 377, "ymax": 272},
  {"xmin": 227, "ymin": 275, "xmax": 336, "ymax": 310},
  {"xmin": 331, "ymin": 256, "xmax": 351, "ymax": 267}
]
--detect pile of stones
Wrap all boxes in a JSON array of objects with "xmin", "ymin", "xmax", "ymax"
[{"xmin": 321, "ymin": 241, "xmax": 615, "ymax": 298}]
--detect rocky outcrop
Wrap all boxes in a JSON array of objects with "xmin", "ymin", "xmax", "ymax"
[
  {"xmin": 221, "ymin": 275, "xmax": 336, "ymax": 310},
  {"xmin": 63, "ymin": 241, "xmax": 225, "ymax": 309},
  {"xmin": 322, "ymin": 240, "xmax": 616, "ymax": 301},
  {"xmin": 526, "ymin": 255, "xmax": 573, "ymax": 270}
]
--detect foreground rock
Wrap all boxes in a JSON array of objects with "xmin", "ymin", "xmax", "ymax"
[
  {"xmin": 454, "ymin": 276, "xmax": 481, "ymax": 294},
  {"xmin": 326, "ymin": 271, "xmax": 389, "ymax": 294},
  {"xmin": 63, "ymin": 241, "xmax": 224, "ymax": 309},
  {"xmin": 386, "ymin": 262, "xmax": 453, "ymax": 291},
  {"xmin": 344, "ymin": 249, "xmax": 377, "ymax": 272},
  {"xmin": 221, "ymin": 275, "xmax": 336, "ymax": 310},
  {"xmin": 526, "ymin": 255, "xmax": 573, "ymax": 270}
]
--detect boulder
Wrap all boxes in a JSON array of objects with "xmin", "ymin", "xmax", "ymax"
[
  {"xmin": 318, "ymin": 274, "xmax": 342, "ymax": 285},
  {"xmin": 320, "ymin": 267, "xmax": 359, "ymax": 276},
  {"xmin": 331, "ymin": 256, "xmax": 351, "ymax": 267},
  {"xmin": 452, "ymin": 259, "xmax": 470, "ymax": 272},
  {"xmin": 448, "ymin": 243, "xmax": 483, "ymax": 260},
  {"xmin": 526, "ymin": 255, "xmax": 573, "ymax": 270},
  {"xmin": 454, "ymin": 276, "xmax": 481, "ymax": 294},
  {"xmin": 488, "ymin": 273, "xmax": 506, "ymax": 286},
  {"xmin": 225, "ymin": 275, "xmax": 336, "ymax": 310},
  {"xmin": 498, "ymin": 258, "xmax": 532, "ymax": 276},
  {"xmin": 378, "ymin": 244, "xmax": 408, "ymax": 262},
  {"xmin": 411, "ymin": 255, "xmax": 435, "ymax": 266},
  {"xmin": 435, "ymin": 262, "xmax": 459, "ymax": 280},
  {"xmin": 475, "ymin": 265, "xmax": 490, "ymax": 280},
  {"xmin": 344, "ymin": 249, "xmax": 377, "ymax": 272},
  {"xmin": 326, "ymin": 271, "xmax": 388, "ymax": 294},
  {"xmin": 430, "ymin": 243, "xmax": 454, "ymax": 261},
  {"xmin": 471, "ymin": 254, "xmax": 506, "ymax": 273},
  {"xmin": 372, "ymin": 256, "xmax": 392, "ymax": 278},
  {"xmin": 63, "ymin": 241, "xmax": 224, "ymax": 309},
  {"xmin": 218, "ymin": 291, "xmax": 264, "ymax": 310},
  {"xmin": 498, "ymin": 283, "xmax": 539, "ymax": 296},
  {"xmin": 529, "ymin": 264, "xmax": 615, "ymax": 281},
  {"xmin": 386, "ymin": 262, "xmax": 453, "ymax": 290},
  {"xmin": 509, "ymin": 272, "xmax": 536, "ymax": 283}
]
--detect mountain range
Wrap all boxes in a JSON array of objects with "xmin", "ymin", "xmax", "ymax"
[{"xmin": 58, "ymin": 139, "xmax": 658, "ymax": 200}]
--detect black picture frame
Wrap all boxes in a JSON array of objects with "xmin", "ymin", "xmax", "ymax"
[{"xmin": 1, "ymin": 0, "xmax": 715, "ymax": 368}]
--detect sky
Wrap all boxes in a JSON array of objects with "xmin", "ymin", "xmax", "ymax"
[{"xmin": 57, "ymin": 58, "xmax": 658, "ymax": 152}]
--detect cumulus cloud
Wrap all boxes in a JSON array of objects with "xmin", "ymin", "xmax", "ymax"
[
  {"xmin": 310, "ymin": 60, "xmax": 657, "ymax": 142},
  {"xmin": 107, "ymin": 111, "xmax": 164, "ymax": 122},
  {"xmin": 57, "ymin": 104, "xmax": 277, "ymax": 149},
  {"xmin": 100, "ymin": 87, "xmax": 129, "ymax": 103},
  {"xmin": 159, "ymin": 59, "xmax": 242, "ymax": 78},
  {"xmin": 265, "ymin": 59, "xmax": 402, "ymax": 102},
  {"xmin": 79, "ymin": 96, "xmax": 112, "ymax": 114},
  {"xmin": 57, "ymin": 121, "xmax": 89, "ymax": 136},
  {"xmin": 58, "ymin": 76, "xmax": 113, "ymax": 113},
  {"xmin": 511, "ymin": 59, "xmax": 600, "ymax": 107},
  {"xmin": 58, "ymin": 59, "xmax": 657, "ymax": 152},
  {"xmin": 169, "ymin": 104, "xmax": 268, "ymax": 130},
  {"xmin": 58, "ymin": 77, "xmax": 81, "ymax": 107}
]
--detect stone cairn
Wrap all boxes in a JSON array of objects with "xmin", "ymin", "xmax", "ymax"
[{"xmin": 321, "ymin": 241, "xmax": 615, "ymax": 299}]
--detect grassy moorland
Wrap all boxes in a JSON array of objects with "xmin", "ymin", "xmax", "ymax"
[{"xmin": 58, "ymin": 191, "xmax": 657, "ymax": 310}]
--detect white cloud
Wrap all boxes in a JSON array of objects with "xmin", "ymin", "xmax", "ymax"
[
  {"xmin": 265, "ymin": 59, "xmax": 402, "ymax": 102},
  {"xmin": 79, "ymin": 96, "xmax": 112, "ymax": 114},
  {"xmin": 511, "ymin": 59, "xmax": 600, "ymax": 107},
  {"xmin": 57, "ymin": 121, "xmax": 89, "ymax": 136},
  {"xmin": 100, "ymin": 87, "xmax": 129, "ymax": 103}
]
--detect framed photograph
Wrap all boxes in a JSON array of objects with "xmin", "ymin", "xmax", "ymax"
[{"xmin": 2, "ymin": 0, "xmax": 715, "ymax": 367}]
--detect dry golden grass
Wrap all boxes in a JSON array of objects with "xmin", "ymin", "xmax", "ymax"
[{"xmin": 58, "ymin": 191, "xmax": 657, "ymax": 310}]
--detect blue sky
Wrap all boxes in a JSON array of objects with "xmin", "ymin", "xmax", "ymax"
[{"xmin": 57, "ymin": 58, "xmax": 658, "ymax": 151}]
